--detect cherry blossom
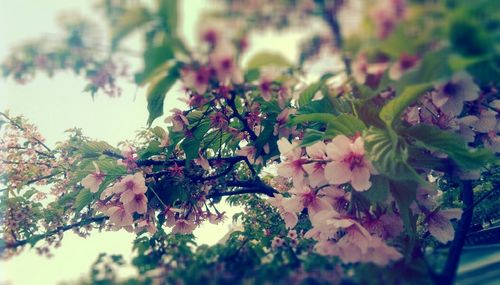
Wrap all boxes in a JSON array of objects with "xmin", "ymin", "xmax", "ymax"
[
  {"xmin": 427, "ymin": 208, "xmax": 463, "ymax": 243},
  {"xmin": 121, "ymin": 192, "xmax": 148, "ymax": 214},
  {"xmin": 209, "ymin": 44, "xmax": 243, "ymax": 84},
  {"xmin": 172, "ymin": 219, "xmax": 196, "ymax": 234},
  {"xmin": 267, "ymin": 194, "xmax": 299, "ymax": 229},
  {"xmin": 165, "ymin": 108, "xmax": 189, "ymax": 132},
  {"xmin": 113, "ymin": 173, "xmax": 147, "ymax": 195},
  {"xmin": 281, "ymin": 187, "xmax": 333, "ymax": 218},
  {"xmin": 106, "ymin": 206, "xmax": 134, "ymax": 227},
  {"xmin": 277, "ymin": 138, "xmax": 307, "ymax": 187},
  {"xmin": 303, "ymin": 141, "xmax": 329, "ymax": 187},
  {"xmin": 432, "ymin": 72, "xmax": 480, "ymax": 117},
  {"xmin": 324, "ymin": 135, "xmax": 375, "ymax": 191},
  {"xmin": 81, "ymin": 163, "xmax": 105, "ymax": 193},
  {"xmin": 181, "ymin": 67, "xmax": 210, "ymax": 95}
]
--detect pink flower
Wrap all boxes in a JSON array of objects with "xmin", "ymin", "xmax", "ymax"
[
  {"xmin": 165, "ymin": 108, "xmax": 189, "ymax": 132},
  {"xmin": 271, "ymin": 236, "xmax": 284, "ymax": 249},
  {"xmin": 258, "ymin": 70, "xmax": 278, "ymax": 102},
  {"xmin": 118, "ymin": 146, "xmax": 138, "ymax": 170},
  {"xmin": 361, "ymin": 236, "xmax": 403, "ymax": 266},
  {"xmin": 318, "ymin": 186, "xmax": 351, "ymax": 215},
  {"xmin": 209, "ymin": 44, "xmax": 243, "ymax": 84},
  {"xmin": 172, "ymin": 219, "xmax": 196, "ymax": 234},
  {"xmin": 107, "ymin": 206, "xmax": 134, "ymax": 227},
  {"xmin": 194, "ymin": 152, "xmax": 211, "ymax": 171},
  {"xmin": 136, "ymin": 219, "xmax": 157, "ymax": 235},
  {"xmin": 208, "ymin": 212, "xmax": 226, "ymax": 225},
  {"xmin": 389, "ymin": 53, "xmax": 419, "ymax": 80},
  {"xmin": 273, "ymin": 108, "xmax": 296, "ymax": 137},
  {"xmin": 159, "ymin": 132, "xmax": 170, "ymax": 148},
  {"xmin": 267, "ymin": 194, "xmax": 299, "ymax": 229},
  {"xmin": 113, "ymin": 173, "xmax": 147, "ymax": 195},
  {"xmin": 100, "ymin": 186, "xmax": 116, "ymax": 200},
  {"xmin": 81, "ymin": 163, "xmax": 104, "ymax": 193},
  {"xmin": 282, "ymin": 187, "xmax": 333, "ymax": 218},
  {"xmin": 363, "ymin": 213, "xmax": 403, "ymax": 239},
  {"xmin": 199, "ymin": 23, "xmax": 222, "ymax": 48},
  {"xmin": 432, "ymin": 72, "xmax": 479, "ymax": 117},
  {"xmin": 324, "ymin": 135, "xmax": 375, "ymax": 191},
  {"xmin": 303, "ymin": 141, "xmax": 329, "ymax": 187},
  {"xmin": 181, "ymin": 67, "xmax": 210, "ymax": 95},
  {"xmin": 121, "ymin": 192, "xmax": 148, "ymax": 214},
  {"xmin": 427, "ymin": 208, "xmax": 463, "ymax": 243},
  {"xmin": 472, "ymin": 110, "xmax": 498, "ymax": 133},
  {"xmin": 236, "ymin": 146, "xmax": 260, "ymax": 164},
  {"xmin": 277, "ymin": 138, "xmax": 307, "ymax": 187}
]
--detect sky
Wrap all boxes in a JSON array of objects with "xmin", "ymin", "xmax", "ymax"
[{"xmin": 0, "ymin": 0, "xmax": 311, "ymax": 284}]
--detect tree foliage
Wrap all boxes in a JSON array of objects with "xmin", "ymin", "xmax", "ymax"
[{"xmin": 1, "ymin": 0, "xmax": 499, "ymax": 284}]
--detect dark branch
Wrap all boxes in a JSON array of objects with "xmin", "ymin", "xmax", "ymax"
[
  {"xmin": 435, "ymin": 180, "xmax": 474, "ymax": 285},
  {"xmin": 227, "ymin": 93, "xmax": 258, "ymax": 141},
  {"xmin": 208, "ymin": 179, "xmax": 278, "ymax": 199},
  {"xmin": 318, "ymin": 0, "xmax": 351, "ymax": 75},
  {"xmin": 3, "ymin": 216, "xmax": 108, "ymax": 250}
]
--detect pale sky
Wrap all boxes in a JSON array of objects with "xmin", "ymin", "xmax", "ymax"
[{"xmin": 0, "ymin": 0, "xmax": 311, "ymax": 284}]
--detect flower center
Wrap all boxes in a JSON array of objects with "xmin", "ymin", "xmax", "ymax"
[
  {"xmin": 345, "ymin": 154, "xmax": 364, "ymax": 170},
  {"xmin": 442, "ymin": 81, "xmax": 459, "ymax": 97}
]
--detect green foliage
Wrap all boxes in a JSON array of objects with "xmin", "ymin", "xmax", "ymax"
[
  {"xmin": 297, "ymin": 73, "xmax": 335, "ymax": 107},
  {"xmin": 404, "ymin": 124, "xmax": 494, "ymax": 169},
  {"xmin": 74, "ymin": 189, "xmax": 93, "ymax": 212},
  {"xmin": 390, "ymin": 180, "xmax": 418, "ymax": 238},
  {"xmin": 146, "ymin": 67, "xmax": 179, "ymax": 125},
  {"xmin": 361, "ymin": 175, "xmax": 390, "ymax": 203},
  {"xmin": 111, "ymin": 7, "xmax": 152, "ymax": 49},
  {"xmin": 245, "ymin": 52, "xmax": 292, "ymax": 70},
  {"xmin": 379, "ymin": 83, "xmax": 433, "ymax": 127},
  {"xmin": 364, "ymin": 127, "xmax": 422, "ymax": 183},
  {"xmin": 449, "ymin": 18, "xmax": 492, "ymax": 56}
]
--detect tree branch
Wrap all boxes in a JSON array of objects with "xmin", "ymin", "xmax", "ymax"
[
  {"xmin": 435, "ymin": 180, "xmax": 474, "ymax": 285},
  {"xmin": 0, "ymin": 111, "xmax": 54, "ymax": 155},
  {"xmin": 3, "ymin": 216, "xmax": 108, "ymax": 250},
  {"xmin": 208, "ymin": 179, "xmax": 278, "ymax": 199},
  {"xmin": 317, "ymin": 0, "xmax": 351, "ymax": 75},
  {"xmin": 227, "ymin": 93, "xmax": 258, "ymax": 141}
]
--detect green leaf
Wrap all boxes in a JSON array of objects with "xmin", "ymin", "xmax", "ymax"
[
  {"xmin": 146, "ymin": 70, "xmax": 178, "ymax": 126},
  {"xmin": 157, "ymin": 0, "xmax": 178, "ymax": 33},
  {"xmin": 361, "ymin": 175, "xmax": 389, "ymax": 203},
  {"xmin": 74, "ymin": 189, "xmax": 93, "ymax": 212},
  {"xmin": 111, "ymin": 7, "xmax": 152, "ymax": 49},
  {"xmin": 290, "ymin": 113, "xmax": 337, "ymax": 125},
  {"xmin": 300, "ymin": 129, "xmax": 325, "ymax": 147},
  {"xmin": 81, "ymin": 141, "xmax": 118, "ymax": 158},
  {"xmin": 298, "ymin": 73, "xmax": 335, "ymax": 107},
  {"xmin": 72, "ymin": 158, "xmax": 127, "ymax": 186},
  {"xmin": 389, "ymin": 180, "xmax": 417, "ymax": 237},
  {"xmin": 298, "ymin": 82, "xmax": 322, "ymax": 107},
  {"xmin": 245, "ymin": 52, "xmax": 292, "ymax": 70},
  {"xmin": 324, "ymin": 114, "xmax": 366, "ymax": 137},
  {"xmin": 138, "ymin": 140, "xmax": 163, "ymax": 159},
  {"xmin": 379, "ymin": 83, "xmax": 432, "ymax": 126},
  {"xmin": 151, "ymin": 126, "xmax": 167, "ymax": 139},
  {"xmin": 448, "ymin": 54, "xmax": 490, "ymax": 71},
  {"xmin": 136, "ymin": 46, "xmax": 175, "ymax": 85},
  {"xmin": 404, "ymin": 124, "xmax": 494, "ymax": 169},
  {"xmin": 394, "ymin": 49, "xmax": 453, "ymax": 94},
  {"xmin": 181, "ymin": 119, "xmax": 211, "ymax": 160},
  {"xmin": 364, "ymin": 127, "xmax": 423, "ymax": 182}
]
